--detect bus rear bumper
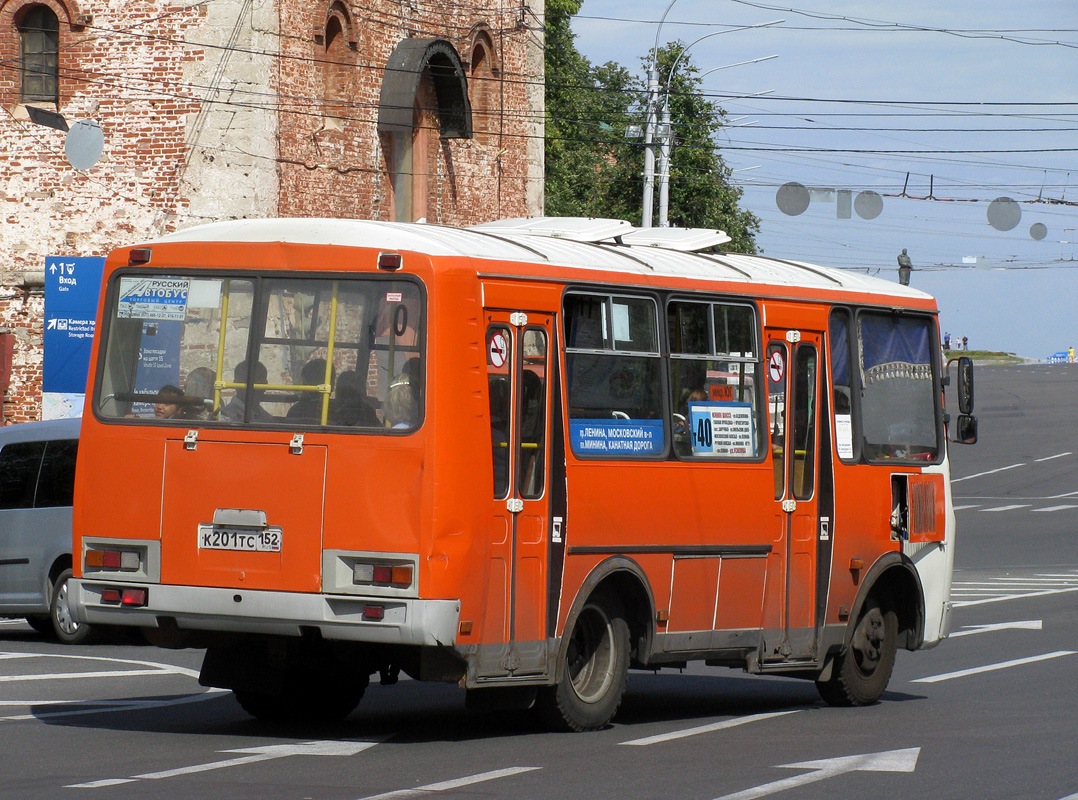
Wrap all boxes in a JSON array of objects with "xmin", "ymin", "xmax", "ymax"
[{"xmin": 69, "ymin": 579, "xmax": 460, "ymax": 647}]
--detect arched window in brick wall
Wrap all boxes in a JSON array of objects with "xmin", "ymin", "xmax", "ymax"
[
  {"xmin": 378, "ymin": 39, "xmax": 472, "ymax": 223},
  {"xmin": 321, "ymin": 2, "xmax": 355, "ymax": 120},
  {"xmin": 468, "ymin": 29, "xmax": 499, "ymax": 145},
  {"xmin": 17, "ymin": 5, "xmax": 58, "ymax": 104}
]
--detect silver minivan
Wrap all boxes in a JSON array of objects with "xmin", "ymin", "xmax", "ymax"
[{"xmin": 0, "ymin": 418, "xmax": 89, "ymax": 644}]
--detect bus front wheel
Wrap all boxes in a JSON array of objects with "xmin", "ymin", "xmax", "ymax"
[
  {"xmin": 816, "ymin": 594, "xmax": 897, "ymax": 706},
  {"xmin": 535, "ymin": 591, "xmax": 629, "ymax": 732}
]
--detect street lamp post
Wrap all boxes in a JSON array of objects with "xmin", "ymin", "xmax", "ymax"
[
  {"xmin": 641, "ymin": 0, "xmax": 680, "ymax": 228},
  {"xmin": 654, "ymin": 23, "xmax": 781, "ymax": 227}
]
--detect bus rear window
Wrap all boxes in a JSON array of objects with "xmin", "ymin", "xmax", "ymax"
[
  {"xmin": 95, "ymin": 274, "xmax": 424, "ymax": 430},
  {"xmin": 858, "ymin": 313, "xmax": 939, "ymax": 461}
]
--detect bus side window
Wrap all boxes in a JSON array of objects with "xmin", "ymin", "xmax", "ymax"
[
  {"xmin": 519, "ymin": 328, "xmax": 547, "ymax": 499},
  {"xmin": 767, "ymin": 342, "xmax": 786, "ymax": 500},
  {"xmin": 487, "ymin": 326, "xmax": 512, "ymax": 499},
  {"xmin": 564, "ymin": 293, "xmax": 664, "ymax": 458}
]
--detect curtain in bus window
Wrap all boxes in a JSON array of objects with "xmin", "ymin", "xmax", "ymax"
[{"xmin": 858, "ymin": 314, "xmax": 938, "ymax": 460}]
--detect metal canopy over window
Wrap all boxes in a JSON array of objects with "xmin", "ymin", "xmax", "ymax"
[{"xmin": 377, "ymin": 38, "xmax": 473, "ymax": 139}]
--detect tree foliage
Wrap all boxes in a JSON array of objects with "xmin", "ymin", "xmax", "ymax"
[{"xmin": 544, "ymin": 9, "xmax": 760, "ymax": 253}]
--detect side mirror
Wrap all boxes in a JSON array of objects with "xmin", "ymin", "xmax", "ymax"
[
  {"xmin": 956, "ymin": 356, "xmax": 974, "ymax": 415},
  {"xmin": 952, "ymin": 414, "xmax": 978, "ymax": 445}
]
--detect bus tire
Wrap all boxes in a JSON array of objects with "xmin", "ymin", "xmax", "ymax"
[
  {"xmin": 234, "ymin": 674, "xmax": 367, "ymax": 723},
  {"xmin": 50, "ymin": 569, "xmax": 93, "ymax": 645},
  {"xmin": 535, "ymin": 591, "xmax": 629, "ymax": 732},
  {"xmin": 816, "ymin": 594, "xmax": 897, "ymax": 707}
]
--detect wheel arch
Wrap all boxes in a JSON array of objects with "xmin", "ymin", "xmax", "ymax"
[
  {"xmin": 845, "ymin": 552, "xmax": 925, "ymax": 652},
  {"xmin": 554, "ymin": 556, "xmax": 655, "ymax": 681},
  {"xmin": 40, "ymin": 553, "xmax": 72, "ymax": 602}
]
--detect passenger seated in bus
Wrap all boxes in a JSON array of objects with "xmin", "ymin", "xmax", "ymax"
[
  {"xmin": 286, "ymin": 358, "xmax": 334, "ymax": 422},
  {"xmin": 384, "ymin": 373, "xmax": 418, "ymax": 429},
  {"xmin": 180, "ymin": 367, "xmax": 215, "ymax": 419},
  {"xmin": 673, "ymin": 387, "xmax": 706, "ymax": 455},
  {"xmin": 221, "ymin": 360, "xmax": 273, "ymax": 423},
  {"xmin": 330, "ymin": 370, "xmax": 379, "ymax": 427},
  {"xmin": 153, "ymin": 385, "xmax": 184, "ymax": 419}
]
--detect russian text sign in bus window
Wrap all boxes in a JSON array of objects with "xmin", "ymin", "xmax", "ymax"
[
  {"xmin": 829, "ymin": 309, "xmax": 856, "ymax": 461},
  {"xmin": 565, "ymin": 293, "xmax": 664, "ymax": 458}
]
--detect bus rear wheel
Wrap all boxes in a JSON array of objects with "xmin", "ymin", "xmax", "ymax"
[
  {"xmin": 234, "ymin": 673, "xmax": 368, "ymax": 722},
  {"xmin": 535, "ymin": 591, "xmax": 629, "ymax": 732},
  {"xmin": 816, "ymin": 594, "xmax": 897, "ymax": 706}
]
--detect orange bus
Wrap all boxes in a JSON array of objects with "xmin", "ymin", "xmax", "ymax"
[{"xmin": 70, "ymin": 217, "xmax": 975, "ymax": 730}]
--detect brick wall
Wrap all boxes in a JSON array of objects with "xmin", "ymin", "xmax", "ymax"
[{"xmin": 0, "ymin": 0, "xmax": 545, "ymax": 420}]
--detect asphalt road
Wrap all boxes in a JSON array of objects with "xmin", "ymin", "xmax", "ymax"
[{"xmin": 2, "ymin": 363, "xmax": 1076, "ymax": 800}]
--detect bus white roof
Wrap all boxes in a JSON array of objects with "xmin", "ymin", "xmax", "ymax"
[{"xmin": 147, "ymin": 218, "xmax": 934, "ymax": 302}]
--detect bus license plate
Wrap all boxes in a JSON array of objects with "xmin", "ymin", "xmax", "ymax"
[{"xmin": 198, "ymin": 526, "xmax": 282, "ymax": 552}]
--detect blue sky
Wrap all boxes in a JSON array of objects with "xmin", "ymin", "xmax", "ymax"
[{"xmin": 571, "ymin": 1, "xmax": 1078, "ymax": 358}]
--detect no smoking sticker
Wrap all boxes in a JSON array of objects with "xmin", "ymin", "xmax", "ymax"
[
  {"xmin": 769, "ymin": 350, "xmax": 785, "ymax": 383},
  {"xmin": 489, "ymin": 332, "xmax": 508, "ymax": 367}
]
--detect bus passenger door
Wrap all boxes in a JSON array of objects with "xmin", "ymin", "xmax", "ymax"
[
  {"xmin": 482, "ymin": 312, "xmax": 553, "ymax": 678},
  {"xmin": 765, "ymin": 329, "xmax": 821, "ymax": 661}
]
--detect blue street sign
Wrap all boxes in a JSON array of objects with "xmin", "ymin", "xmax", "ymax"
[{"xmin": 44, "ymin": 256, "xmax": 105, "ymax": 394}]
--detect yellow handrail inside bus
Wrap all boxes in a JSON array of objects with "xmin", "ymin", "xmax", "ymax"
[
  {"xmin": 213, "ymin": 280, "xmax": 231, "ymax": 414},
  {"xmin": 321, "ymin": 281, "xmax": 340, "ymax": 425}
]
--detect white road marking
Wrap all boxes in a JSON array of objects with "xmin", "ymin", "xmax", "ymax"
[
  {"xmin": 620, "ymin": 710, "xmax": 800, "ymax": 746},
  {"xmin": 713, "ymin": 748, "xmax": 920, "ymax": 800},
  {"xmin": 1036, "ymin": 505, "xmax": 1078, "ymax": 513},
  {"xmin": 952, "ymin": 504, "xmax": 980, "ymax": 511},
  {"xmin": 912, "ymin": 651, "xmax": 1077, "ymax": 683},
  {"xmin": 1035, "ymin": 452, "xmax": 1072, "ymax": 462},
  {"xmin": 952, "ymin": 586, "xmax": 1078, "ymax": 608},
  {"xmin": 0, "ymin": 651, "xmax": 200, "ymax": 679},
  {"xmin": 0, "ymin": 669, "xmax": 172, "ymax": 683},
  {"xmin": 353, "ymin": 767, "xmax": 541, "ymax": 800},
  {"xmin": 949, "ymin": 620, "xmax": 1042, "ymax": 638},
  {"xmin": 68, "ymin": 740, "xmax": 380, "ymax": 789},
  {"xmin": 0, "ymin": 690, "xmax": 225, "ymax": 722},
  {"xmin": 980, "ymin": 504, "xmax": 1031, "ymax": 512},
  {"xmin": 951, "ymin": 463, "xmax": 1025, "ymax": 483}
]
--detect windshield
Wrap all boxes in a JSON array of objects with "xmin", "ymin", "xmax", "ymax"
[
  {"xmin": 857, "ymin": 312, "xmax": 939, "ymax": 461},
  {"xmin": 95, "ymin": 274, "xmax": 424, "ymax": 430}
]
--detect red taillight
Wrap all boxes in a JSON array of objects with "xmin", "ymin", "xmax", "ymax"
[
  {"xmin": 377, "ymin": 252, "xmax": 402, "ymax": 270},
  {"xmin": 121, "ymin": 588, "xmax": 147, "ymax": 607},
  {"xmin": 85, "ymin": 549, "xmax": 140, "ymax": 572},
  {"xmin": 353, "ymin": 561, "xmax": 414, "ymax": 587},
  {"xmin": 128, "ymin": 247, "xmax": 152, "ymax": 265},
  {"xmin": 362, "ymin": 605, "xmax": 385, "ymax": 621},
  {"xmin": 101, "ymin": 589, "xmax": 122, "ymax": 604}
]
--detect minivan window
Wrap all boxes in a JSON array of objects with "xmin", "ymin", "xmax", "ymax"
[
  {"xmin": 0, "ymin": 441, "xmax": 45, "ymax": 510},
  {"xmin": 35, "ymin": 440, "xmax": 78, "ymax": 508}
]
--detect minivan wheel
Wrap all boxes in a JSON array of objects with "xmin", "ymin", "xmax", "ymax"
[{"xmin": 50, "ymin": 569, "xmax": 92, "ymax": 645}]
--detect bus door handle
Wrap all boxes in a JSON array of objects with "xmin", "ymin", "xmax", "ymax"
[
  {"xmin": 782, "ymin": 499, "xmax": 797, "ymax": 513},
  {"xmin": 507, "ymin": 498, "xmax": 524, "ymax": 514}
]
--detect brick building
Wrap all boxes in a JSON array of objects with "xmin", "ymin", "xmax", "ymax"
[{"xmin": 0, "ymin": 0, "xmax": 545, "ymax": 421}]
